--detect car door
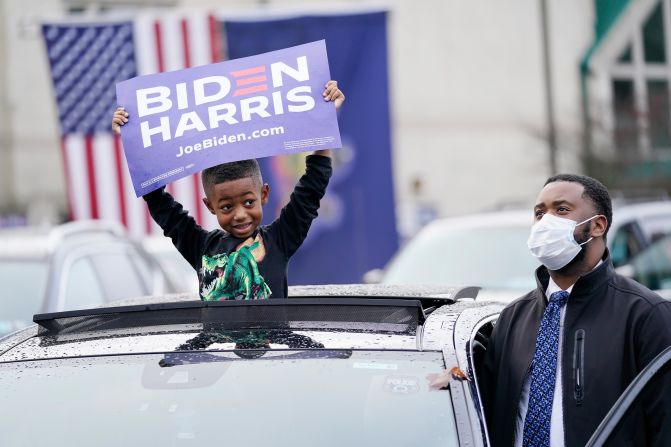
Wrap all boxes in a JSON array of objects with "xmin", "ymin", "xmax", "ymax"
[{"xmin": 584, "ymin": 345, "xmax": 671, "ymax": 446}]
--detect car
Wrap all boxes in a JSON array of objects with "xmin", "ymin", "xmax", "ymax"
[
  {"xmin": 0, "ymin": 220, "xmax": 178, "ymax": 336},
  {"xmin": 0, "ymin": 285, "xmax": 666, "ymax": 446},
  {"xmin": 140, "ymin": 235, "xmax": 199, "ymax": 293},
  {"xmin": 616, "ymin": 233, "xmax": 671, "ymax": 299},
  {"xmin": 608, "ymin": 200, "xmax": 671, "ymax": 267},
  {"xmin": 0, "ymin": 285, "xmax": 494, "ymax": 446},
  {"xmin": 370, "ymin": 200, "xmax": 671, "ymax": 301},
  {"xmin": 370, "ymin": 210, "xmax": 537, "ymax": 299}
]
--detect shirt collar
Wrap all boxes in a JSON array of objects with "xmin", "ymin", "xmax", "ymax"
[{"xmin": 545, "ymin": 259, "xmax": 603, "ymax": 301}]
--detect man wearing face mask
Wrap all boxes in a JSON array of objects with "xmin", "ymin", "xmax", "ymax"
[{"xmin": 479, "ymin": 174, "xmax": 671, "ymax": 447}]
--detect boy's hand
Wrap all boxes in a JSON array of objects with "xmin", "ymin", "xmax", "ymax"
[
  {"xmin": 323, "ymin": 80, "xmax": 345, "ymax": 110},
  {"xmin": 112, "ymin": 106, "xmax": 129, "ymax": 135},
  {"xmin": 314, "ymin": 81, "xmax": 344, "ymax": 158}
]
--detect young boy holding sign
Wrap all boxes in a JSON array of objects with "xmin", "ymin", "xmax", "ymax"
[{"xmin": 112, "ymin": 80, "xmax": 344, "ymax": 300}]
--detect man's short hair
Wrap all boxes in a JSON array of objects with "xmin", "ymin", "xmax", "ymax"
[
  {"xmin": 545, "ymin": 174, "xmax": 612, "ymax": 234},
  {"xmin": 201, "ymin": 159, "xmax": 263, "ymax": 194}
]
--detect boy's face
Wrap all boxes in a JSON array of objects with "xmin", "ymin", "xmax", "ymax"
[{"xmin": 203, "ymin": 177, "xmax": 269, "ymax": 239}]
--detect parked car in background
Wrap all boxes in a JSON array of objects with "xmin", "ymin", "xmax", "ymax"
[
  {"xmin": 367, "ymin": 210, "xmax": 537, "ymax": 301},
  {"xmin": 1, "ymin": 284, "xmax": 667, "ymax": 446},
  {"xmin": 140, "ymin": 235, "xmax": 199, "ymax": 293},
  {"xmin": 0, "ymin": 220, "xmax": 177, "ymax": 336},
  {"xmin": 368, "ymin": 200, "xmax": 671, "ymax": 301},
  {"xmin": 616, "ymin": 233, "xmax": 671, "ymax": 299},
  {"xmin": 608, "ymin": 200, "xmax": 671, "ymax": 267}
]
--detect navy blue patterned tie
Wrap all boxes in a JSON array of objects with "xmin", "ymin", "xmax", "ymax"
[{"xmin": 522, "ymin": 290, "xmax": 569, "ymax": 447}]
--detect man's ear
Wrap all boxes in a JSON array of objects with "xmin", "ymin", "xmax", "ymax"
[
  {"xmin": 203, "ymin": 196, "xmax": 215, "ymax": 215},
  {"xmin": 592, "ymin": 215, "xmax": 608, "ymax": 238},
  {"xmin": 261, "ymin": 184, "xmax": 270, "ymax": 205}
]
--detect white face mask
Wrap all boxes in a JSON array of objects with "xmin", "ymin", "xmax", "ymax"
[{"xmin": 527, "ymin": 213, "xmax": 597, "ymax": 271}]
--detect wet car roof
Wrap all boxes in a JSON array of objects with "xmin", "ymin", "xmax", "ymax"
[{"xmin": 0, "ymin": 285, "xmax": 503, "ymax": 364}]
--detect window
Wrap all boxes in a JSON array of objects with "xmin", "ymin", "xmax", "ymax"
[
  {"xmin": 647, "ymin": 80, "xmax": 671, "ymax": 147},
  {"xmin": 610, "ymin": 0, "xmax": 671, "ymax": 154},
  {"xmin": 89, "ymin": 252, "xmax": 148, "ymax": 301},
  {"xmin": 610, "ymin": 223, "xmax": 645, "ymax": 267},
  {"xmin": 0, "ymin": 350, "xmax": 459, "ymax": 446},
  {"xmin": 0, "ymin": 260, "xmax": 49, "ymax": 326},
  {"xmin": 643, "ymin": 2, "xmax": 666, "ymax": 63},
  {"xmin": 613, "ymin": 80, "xmax": 638, "ymax": 151},
  {"xmin": 62, "ymin": 256, "xmax": 105, "ymax": 310}
]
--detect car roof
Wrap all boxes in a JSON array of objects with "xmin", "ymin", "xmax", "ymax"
[
  {"xmin": 420, "ymin": 209, "xmax": 530, "ymax": 234},
  {"xmin": 0, "ymin": 220, "xmax": 129, "ymax": 259},
  {"xmin": 611, "ymin": 200, "xmax": 671, "ymax": 224},
  {"xmin": 0, "ymin": 286, "xmax": 503, "ymax": 364}
]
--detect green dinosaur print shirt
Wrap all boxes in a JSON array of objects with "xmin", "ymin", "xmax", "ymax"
[{"xmin": 143, "ymin": 155, "xmax": 332, "ymax": 300}]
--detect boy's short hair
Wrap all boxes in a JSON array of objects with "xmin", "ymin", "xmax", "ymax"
[{"xmin": 201, "ymin": 159, "xmax": 263, "ymax": 194}]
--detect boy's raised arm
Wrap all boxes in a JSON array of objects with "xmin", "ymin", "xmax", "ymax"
[
  {"xmin": 313, "ymin": 80, "xmax": 345, "ymax": 158},
  {"xmin": 269, "ymin": 81, "xmax": 344, "ymax": 257}
]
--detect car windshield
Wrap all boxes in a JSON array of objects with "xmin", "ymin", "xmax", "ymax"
[
  {"xmin": 383, "ymin": 225, "xmax": 538, "ymax": 290},
  {"xmin": 0, "ymin": 259, "xmax": 48, "ymax": 334},
  {"xmin": 0, "ymin": 350, "xmax": 457, "ymax": 446}
]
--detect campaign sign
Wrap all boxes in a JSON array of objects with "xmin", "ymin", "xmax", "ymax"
[{"xmin": 116, "ymin": 40, "xmax": 341, "ymax": 196}]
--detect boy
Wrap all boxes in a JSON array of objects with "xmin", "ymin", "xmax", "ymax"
[{"xmin": 112, "ymin": 80, "xmax": 344, "ymax": 300}]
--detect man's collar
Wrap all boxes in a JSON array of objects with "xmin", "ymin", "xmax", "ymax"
[
  {"xmin": 545, "ymin": 259, "xmax": 604, "ymax": 300},
  {"xmin": 537, "ymin": 249, "xmax": 612, "ymax": 300}
]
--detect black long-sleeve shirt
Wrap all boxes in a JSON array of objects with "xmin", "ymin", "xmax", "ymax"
[{"xmin": 143, "ymin": 155, "xmax": 332, "ymax": 299}]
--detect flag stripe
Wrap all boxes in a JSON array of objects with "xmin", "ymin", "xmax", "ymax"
[
  {"xmin": 181, "ymin": 19, "xmax": 191, "ymax": 68},
  {"xmin": 92, "ymin": 134, "xmax": 120, "ymax": 223},
  {"xmin": 84, "ymin": 135, "xmax": 99, "ymax": 219},
  {"xmin": 64, "ymin": 135, "xmax": 91, "ymax": 219},
  {"xmin": 134, "ymin": 14, "xmax": 158, "ymax": 76},
  {"xmin": 113, "ymin": 135, "xmax": 128, "ymax": 228},
  {"xmin": 209, "ymin": 14, "xmax": 222, "ymax": 64},
  {"xmin": 162, "ymin": 16, "xmax": 183, "ymax": 72},
  {"xmin": 189, "ymin": 14, "xmax": 210, "ymax": 67},
  {"xmin": 60, "ymin": 136, "xmax": 74, "ymax": 220},
  {"xmin": 153, "ymin": 20, "xmax": 165, "ymax": 73}
]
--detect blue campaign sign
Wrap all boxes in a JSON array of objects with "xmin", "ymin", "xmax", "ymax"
[
  {"xmin": 224, "ymin": 11, "xmax": 398, "ymax": 285},
  {"xmin": 116, "ymin": 40, "xmax": 340, "ymax": 197}
]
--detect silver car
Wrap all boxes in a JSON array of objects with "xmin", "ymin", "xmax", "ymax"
[
  {"xmin": 372, "ymin": 200, "xmax": 671, "ymax": 300},
  {"xmin": 0, "ymin": 220, "xmax": 177, "ymax": 335}
]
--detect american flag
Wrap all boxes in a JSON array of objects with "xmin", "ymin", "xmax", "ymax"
[{"xmin": 42, "ymin": 12, "xmax": 222, "ymax": 237}]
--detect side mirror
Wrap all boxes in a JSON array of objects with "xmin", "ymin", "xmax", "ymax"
[{"xmin": 362, "ymin": 269, "xmax": 384, "ymax": 284}]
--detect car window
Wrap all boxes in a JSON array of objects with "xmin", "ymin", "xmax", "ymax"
[
  {"xmin": 0, "ymin": 260, "xmax": 48, "ymax": 334},
  {"xmin": 62, "ymin": 256, "xmax": 106, "ymax": 310},
  {"xmin": 0, "ymin": 350, "xmax": 458, "ymax": 446},
  {"xmin": 89, "ymin": 252, "xmax": 149, "ymax": 301},
  {"xmin": 383, "ymin": 226, "xmax": 538, "ymax": 291},
  {"xmin": 629, "ymin": 236, "xmax": 671, "ymax": 291},
  {"xmin": 638, "ymin": 213, "xmax": 671, "ymax": 243},
  {"xmin": 610, "ymin": 223, "xmax": 644, "ymax": 267}
]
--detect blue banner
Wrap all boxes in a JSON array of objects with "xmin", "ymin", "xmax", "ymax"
[{"xmin": 224, "ymin": 11, "xmax": 398, "ymax": 285}]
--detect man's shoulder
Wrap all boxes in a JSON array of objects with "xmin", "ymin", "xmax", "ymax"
[
  {"xmin": 608, "ymin": 272, "xmax": 669, "ymax": 307},
  {"xmin": 497, "ymin": 289, "xmax": 540, "ymax": 324}
]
